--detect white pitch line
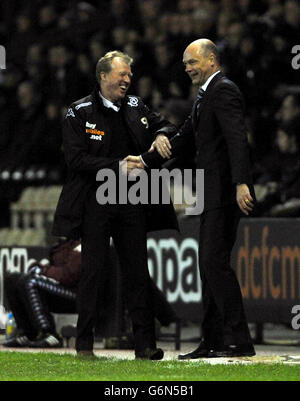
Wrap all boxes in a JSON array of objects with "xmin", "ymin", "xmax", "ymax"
[{"xmin": 1, "ymin": 347, "xmax": 300, "ymax": 364}]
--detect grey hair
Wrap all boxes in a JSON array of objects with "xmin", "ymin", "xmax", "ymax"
[{"xmin": 95, "ymin": 50, "xmax": 133, "ymax": 84}]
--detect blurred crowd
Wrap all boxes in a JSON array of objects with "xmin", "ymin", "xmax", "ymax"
[{"xmin": 0, "ymin": 0, "xmax": 300, "ymax": 227}]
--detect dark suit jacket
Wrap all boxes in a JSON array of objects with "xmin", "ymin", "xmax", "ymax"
[
  {"xmin": 52, "ymin": 86, "xmax": 179, "ymax": 239},
  {"xmin": 143, "ymin": 72, "xmax": 255, "ymax": 212}
]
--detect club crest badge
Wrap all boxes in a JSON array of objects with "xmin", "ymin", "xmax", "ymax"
[{"xmin": 127, "ymin": 96, "xmax": 139, "ymax": 107}]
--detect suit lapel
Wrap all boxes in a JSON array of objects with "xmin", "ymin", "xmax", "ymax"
[
  {"xmin": 193, "ymin": 91, "xmax": 209, "ymax": 129},
  {"xmin": 193, "ymin": 72, "xmax": 224, "ymax": 131}
]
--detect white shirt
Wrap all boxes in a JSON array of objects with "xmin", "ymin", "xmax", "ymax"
[
  {"xmin": 99, "ymin": 91, "xmax": 120, "ymax": 112},
  {"xmin": 201, "ymin": 70, "xmax": 221, "ymax": 92}
]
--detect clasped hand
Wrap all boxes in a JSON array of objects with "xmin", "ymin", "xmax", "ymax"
[
  {"xmin": 123, "ymin": 134, "xmax": 172, "ymax": 175},
  {"xmin": 121, "ymin": 156, "xmax": 144, "ymax": 175},
  {"xmin": 149, "ymin": 133, "xmax": 172, "ymax": 159}
]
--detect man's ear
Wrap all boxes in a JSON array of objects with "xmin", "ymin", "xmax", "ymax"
[{"xmin": 100, "ymin": 72, "xmax": 106, "ymax": 82}]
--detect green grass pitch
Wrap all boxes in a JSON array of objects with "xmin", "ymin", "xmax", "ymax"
[{"xmin": 0, "ymin": 352, "xmax": 299, "ymax": 381}]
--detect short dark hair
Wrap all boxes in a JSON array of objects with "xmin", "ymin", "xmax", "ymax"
[{"xmin": 95, "ymin": 50, "xmax": 133, "ymax": 84}]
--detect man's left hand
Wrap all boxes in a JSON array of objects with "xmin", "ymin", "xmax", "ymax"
[{"xmin": 236, "ymin": 184, "xmax": 254, "ymax": 215}]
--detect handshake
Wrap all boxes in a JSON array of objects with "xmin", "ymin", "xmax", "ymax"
[{"xmin": 122, "ymin": 133, "xmax": 172, "ymax": 175}]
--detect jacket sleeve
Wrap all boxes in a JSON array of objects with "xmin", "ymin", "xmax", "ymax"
[
  {"xmin": 142, "ymin": 102, "xmax": 177, "ymax": 139},
  {"xmin": 212, "ymin": 83, "xmax": 252, "ymax": 184},
  {"xmin": 141, "ymin": 113, "xmax": 194, "ymax": 168},
  {"xmin": 63, "ymin": 106, "xmax": 119, "ymax": 173}
]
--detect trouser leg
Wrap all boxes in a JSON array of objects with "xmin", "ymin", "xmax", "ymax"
[
  {"xmin": 148, "ymin": 278, "xmax": 178, "ymax": 325},
  {"xmin": 76, "ymin": 202, "xmax": 111, "ymax": 352},
  {"xmin": 23, "ymin": 274, "xmax": 77, "ymax": 336},
  {"xmin": 113, "ymin": 206, "xmax": 156, "ymax": 353},
  {"xmin": 199, "ymin": 205, "xmax": 252, "ymax": 347}
]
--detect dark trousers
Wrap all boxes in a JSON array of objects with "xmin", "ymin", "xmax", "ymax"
[
  {"xmin": 199, "ymin": 205, "xmax": 252, "ymax": 347},
  {"xmin": 4, "ymin": 273, "xmax": 76, "ymax": 339},
  {"xmin": 76, "ymin": 195, "xmax": 156, "ymax": 353}
]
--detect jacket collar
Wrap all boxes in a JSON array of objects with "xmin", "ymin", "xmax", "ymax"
[
  {"xmin": 201, "ymin": 70, "xmax": 221, "ymax": 92},
  {"xmin": 91, "ymin": 85, "xmax": 128, "ymax": 112},
  {"xmin": 197, "ymin": 71, "xmax": 224, "ymax": 108},
  {"xmin": 202, "ymin": 71, "xmax": 224, "ymax": 95},
  {"xmin": 99, "ymin": 90, "xmax": 120, "ymax": 112}
]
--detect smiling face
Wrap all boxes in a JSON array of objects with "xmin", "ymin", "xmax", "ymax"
[
  {"xmin": 100, "ymin": 57, "xmax": 132, "ymax": 103},
  {"xmin": 183, "ymin": 44, "xmax": 216, "ymax": 87}
]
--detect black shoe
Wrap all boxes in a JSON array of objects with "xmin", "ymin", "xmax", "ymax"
[
  {"xmin": 209, "ymin": 344, "xmax": 256, "ymax": 358},
  {"xmin": 178, "ymin": 339, "xmax": 209, "ymax": 360},
  {"xmin": 77, "ymin": 350, "xmax": 97, "ymax": 359},
  {"xmin": 135, "ymin": 348, "xmax": 164, "ymax": 360},
  {"xmin": 30, "ymin": 333, "xmax": 63, "ymax": 348},
  {"xmin": 2, "ymin": 335, "xmax": 32, "ymax": 347}
]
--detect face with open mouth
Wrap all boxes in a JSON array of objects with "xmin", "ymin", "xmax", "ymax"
[{"xmin": 100, "ymin": 57, "xmax": 133, "ymax": 103}]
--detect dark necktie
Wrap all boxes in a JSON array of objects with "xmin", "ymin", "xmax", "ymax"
[{"xmin": 192, "ymin": 88, "xmax": 205, "ymax": 124}]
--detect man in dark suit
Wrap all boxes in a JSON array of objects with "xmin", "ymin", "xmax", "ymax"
[
  {"xmin": 52, "ymin": 51, "xmax": 178, "ymax": 359},
  {"xmin": 127, "ymin": 39, "xmax": 256, "ymax": 358}
]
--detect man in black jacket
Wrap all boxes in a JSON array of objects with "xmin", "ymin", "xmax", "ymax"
[
  {"xmin": 52, "ymin": 51, "xmax": 178, "ymax": 359},
  {"xmin": 3, "ymin": 239, "xmax": 178, "ymax": 350},
  {"xmin": 127, "ymin": 39, "xmax": 256, "ymax": 358}
]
